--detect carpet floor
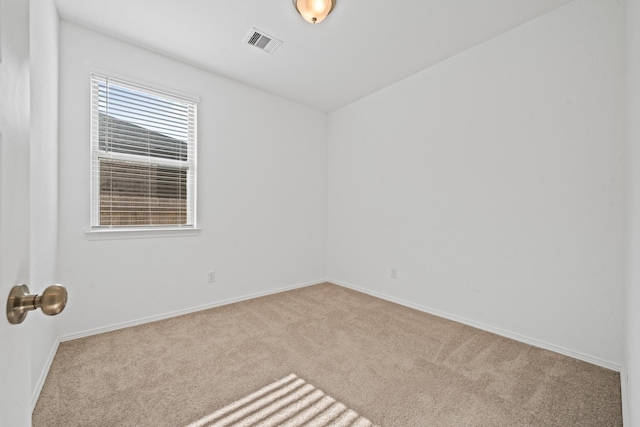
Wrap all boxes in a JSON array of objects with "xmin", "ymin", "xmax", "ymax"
[{"xmin": 33, "ymin": 283, "xmax": 622, "ymax": 426}]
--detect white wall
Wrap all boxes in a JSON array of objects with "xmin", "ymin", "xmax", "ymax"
[
  {"xmin": 29, "ymin": 0, "xmax": 60, "ymax": 407},
  {"xmin": 625, "ymin": 0, "xmax": 640, "ymax": 423},
  {"xmin": 57, "ymin": 22, "xmax": 327, "ymax": 337},
  {"xmin": 328, "ymin": 0, "xmax": 625, "ymax": 368}
]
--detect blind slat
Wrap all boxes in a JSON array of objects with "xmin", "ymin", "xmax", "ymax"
[
  {"xmin": 97, "ymin": 91, "xmax": 190, "ymax": 115},
  {"xmin": 101, "ymin": 106, "xmax": 190, "ymax": 133},
  {"xmin": 91, "ymin": 74, "xmax": 197, "ymax": 229},
  {"xmin": 97, "ymin": 83, "xmax": 192, "ymax": 110},
  {"xmin": 98, "ymin": 96, "xmax": 190, "ymax": 123}
]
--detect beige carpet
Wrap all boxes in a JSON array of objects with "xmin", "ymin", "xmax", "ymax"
[
  {"xmin": 33, "ymin": 283, "xmax": 622, "ymax": 426},
  {"xmin": 185, "ymin": 373, "xmax": 378, "ymax": 427}
]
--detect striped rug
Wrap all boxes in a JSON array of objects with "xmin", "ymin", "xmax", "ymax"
[{"xmin": 186, "ymin": 374, "xmax": 379, "ymax": 427}]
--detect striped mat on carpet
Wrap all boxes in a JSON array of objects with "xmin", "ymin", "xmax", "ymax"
[{"xmin": 186, "ymin": 373, "xmax": 379, "ymax": 427}]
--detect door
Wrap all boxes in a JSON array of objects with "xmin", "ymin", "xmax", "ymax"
[{"xmin": 0, "ymin": 0, "xmax": 34, "ymax": 425}]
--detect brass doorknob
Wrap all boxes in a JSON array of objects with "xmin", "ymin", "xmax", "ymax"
[{"xmin": 6, "ymin": 284, "xmax": 68, "ymax": 325}]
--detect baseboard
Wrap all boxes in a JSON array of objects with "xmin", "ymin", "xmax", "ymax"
[
  {"xmin": 330, "ymin": 279, "xmax": 621, "ymax": 372},
  {"xmin": 32, "ymin": 336, "xmax": 60, "ymax": 412},
  {"xmin": 621, "ymin": 364, "xmax": 629, "ymax": 426},
  {"xmin": 60, "ymin": 279, "xmax": 327, "ymax": 342}
]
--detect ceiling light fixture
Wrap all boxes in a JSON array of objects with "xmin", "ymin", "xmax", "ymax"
[{"xmin": 293, "ymin": 0, "xmax": 336, "ymax": 24}]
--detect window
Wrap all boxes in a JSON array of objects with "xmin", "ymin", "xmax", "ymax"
[{"xmin": 90, "ymin": 74, "xmax": 197, "ymax": 230}]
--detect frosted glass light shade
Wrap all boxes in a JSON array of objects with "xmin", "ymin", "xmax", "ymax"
[{"xmin": 294, "ymin": 0, "xmax": 336, "ymax": 24}]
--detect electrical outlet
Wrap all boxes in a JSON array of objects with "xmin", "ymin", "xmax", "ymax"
[
  {"xmin": 391, "ymin": 267, "xmax": 398, "ymax": 279},
  {"xmin": 207, "ymin": 271, "xmax": 216, "ymax": 283}
]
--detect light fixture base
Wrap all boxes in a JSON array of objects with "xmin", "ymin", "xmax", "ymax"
[{"xmin": 293, "ymin": 0, "xmax": 336, "ymax": 24}]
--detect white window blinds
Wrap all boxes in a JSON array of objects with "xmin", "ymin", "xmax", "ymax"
[{"xmin": 90, "ymin": 74, "xmax": 197, "ymax": 229}]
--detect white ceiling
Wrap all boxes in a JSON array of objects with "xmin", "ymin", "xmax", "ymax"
[{"xmin": 54, "ymin": 0, "xmax": 574, "ymax": 112}]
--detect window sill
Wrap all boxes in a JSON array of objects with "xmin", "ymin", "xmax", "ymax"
[{"xmin": 85, "ymin": 227, "xmax": 201, "ymax": 240}]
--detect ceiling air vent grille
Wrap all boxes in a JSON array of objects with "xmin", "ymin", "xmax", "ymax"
[{"xmin": 244, "ymin": 28, "xmax": 283, "ymax": 55}]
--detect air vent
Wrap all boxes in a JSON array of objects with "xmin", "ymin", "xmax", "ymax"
[{"xmin": 244, "ymin": 28, "xmax": 283, "ymax": 55}]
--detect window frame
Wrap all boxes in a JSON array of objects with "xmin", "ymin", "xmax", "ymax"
[{"xmin": 88, "ymin": 73, "xmax": 199, "ymax": 235}]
